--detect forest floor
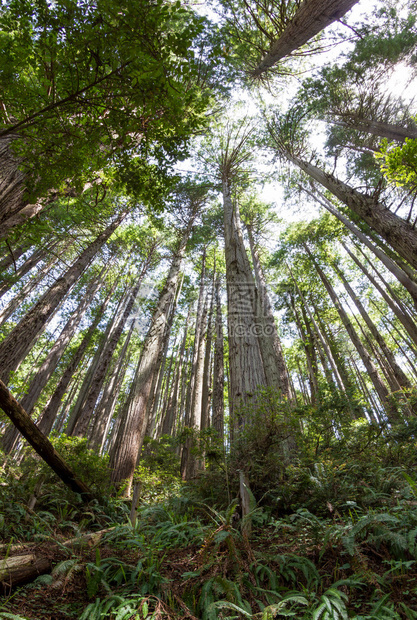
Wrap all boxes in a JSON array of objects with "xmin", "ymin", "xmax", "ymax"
[{"xmin": 2, "ymin": 496, "xmax": 417, "ymax": 620}]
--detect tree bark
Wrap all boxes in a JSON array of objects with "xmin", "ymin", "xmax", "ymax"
[
  {"xmin": 0, "ymin": 213, "xmax": 126, "ymax": 384},
  {"xmin": 212, "ymin": 276, "xmax": 225, "ymax": 439},
  {"xmin": 253, "ymin": 0, "xmax": 359, "ymax": 76},
  {"xmin": 110, "ymin": 226, "xmax": 192, "ymax": 494},
  {"xmin": 308, "ymin": 187, "xmax": 417, "ymax": 310},
  {"xmin": 0, "ymin": 380, "xmax": 95, "ymax": 501},
  {"xmin": 282, "ymin": 151, "xmax": 417, "ymax": 270},
  {"xmin": 223, "ymin": 179, "xmax": 266, "ymax": 422}
]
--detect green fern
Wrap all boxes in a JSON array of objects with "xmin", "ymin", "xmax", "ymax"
[{"xmin": 311, "ymin": 588, "xmax": 349, "ymax": 620}]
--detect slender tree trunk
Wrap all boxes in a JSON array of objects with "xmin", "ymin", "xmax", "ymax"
[
  {"xmin": 342, "ymin": 242, "xmax": 417, "ymax": 348},
  {"xmin": 307, "ymin": 187, "xmax": 417, "ymax": 309},
  {"xmin": 0, "ymin": 213, "xmax": 126, "ymax": 384},
  {"xmin": 0, "ymin": 241, "xmax": 32, "ymax": 274},
  {"xmin": 2, "ymin": 272, "xmax": 105, "ymax": 453},
  {"xmin": 0, "ymin": 254, "xmax": 59, "ymax": 327},
  {"xmin": 72, "ymin": 264, "xmax": 151, "ymax": 438},
  {"xmin": 0, "ymin": 246, "xmax": 48, "ymax": 300},
  {"xmin": 282, "ymin": 151, "xmax": 417, "ymax": 270},
  {"xmin": 308, "ymin": 248, "xmax": 400, "ymax": 420},
  {"xmin": 201, "ymin": 279, "xmax": 215, "ymax": 431},
  {"xmin": 335, "ymin": 265, "xmax": 412, "ymax": 393},
  {"xmin": 65, "ymin": 286, "xmax": 128, "ymax": 436},
  {"xmin": 328, "ymin": 116, "xmax": 417, "ymax": 143},
  {"xmin": 36, "ymin": 280, "xmax": 117, "ymax": 435},
  {"xmin": 89, "ymin": 324, "xmax": 134, "ymax": 453},
  {"xmin": 212, "ymin": 276, "xmax": 225, "ymax": 439},
  {"xmin": 162, "ymin": 316, "xmax": 189, "ymax": 437},
  {"xmin": 289, "ymin": 295, "xmax": 319, "ymax": 401},
  {"xmin": 110, "ymin": 225, "xmax": 192, "ymax": 494}
]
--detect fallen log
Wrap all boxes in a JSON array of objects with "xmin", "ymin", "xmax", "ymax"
[
  {"xmin": 0, "ymin": 554, "xmax": 51, "ymax": 590},
  {"xmin": 0, "ymin": 380, "xmax": 95, "ymax": 502},
  {"xmin": 0, "ymin": 526, "xmax": 116, "ymax": 590}
]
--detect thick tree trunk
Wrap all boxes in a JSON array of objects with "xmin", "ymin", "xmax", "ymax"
[
  {"xmin": 223, "ymin": 180, "xmax": 266, "ymax": 421},
  {"xmin": 253, "ymin": 0, "xmax": 359, "ymax": 76},
  {"xmin": 284, "ymin": 152, "xmax": 417, "ymax": 270},
  {"xmin": 247, "ymin": 225, "xmax": 292, "ymax": 399},
  {"xmin": 0, "ymin": 213, "xmax": 126, "ymax": 384},
  {"xmin": 0, "ymin": 380, "xmax": 94, "ymax": 501},
  {"xmin": 328, "ymin": 117, "xmax": 417, "ymax": 143}
]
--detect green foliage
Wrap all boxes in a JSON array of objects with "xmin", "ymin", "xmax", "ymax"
[{"xmin": 376, "ymin": 137, "xmax": 417, "ymax": 193}]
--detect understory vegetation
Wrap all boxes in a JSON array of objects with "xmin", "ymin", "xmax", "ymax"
[{"xmin": 2, "ymin": 394, "xmax": 417, "ymax": 619}]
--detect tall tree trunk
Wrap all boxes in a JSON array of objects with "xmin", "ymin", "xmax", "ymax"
[
  {"xmin": 306, "ymin": 187, "xmax": 417, "ymax": 309},
  {"xmin": 223, "ymin": 179, "xmax": 266, "ymax": 422},
  {"xmin": 289, "ymin": 294, "xmax": 319, "ymax": 402},
  {"xmin": 212, "ymin": 276, "xmax": 225, "ymax": 440},
  {"xmin": 281, "ymin": 151, "xmax": 417, "ymax": 270},
  {"xmin": 0, "ymin": 213, "xmax": 126, "ymax": 384},
  {"xmin": 328, "ymin": 117, "xmax": 417, "ymax": 143},
  {"xmin": 201, "ymin": 278, "xmax": 215, "ymax": 431},
  {"xmin": 161, "ymin": 316, "xmax": 189, "ymax": 437},
  {"xmin": 72, "ymin": 263, "xmax": 151, "ymax": 439},
  {"xmin": 0, "ymin": 241, "xmax": 32, "ymax": 274},
  {"xmin": 247, "ymin": 225, "xmax": 292, "ymax": 398},
  {"xmin": 65, "ymin": 285, "xmax": 128, "ymax": 437},
  {"xmin": 147, "ymin": 273, "xmax": 184, "ymax": 438},
  {"xmin": 1, "ymin": 272, "xmax": 105, "ymax": 453},
  {"xmin": 88, "ymin": 324, "xmax": 134, "ymax": 453},
  {"xmin": 308, "ymin": 247, "xmax": 399, "ymax": 421},
  {"xmin": 253, "ymin": 0, "xmax": 359, "ymax": 76},
  {"xmin": 36, "ymin": 280, "xmax": 117, "ymax": 435},
  {"xmin": 335, "ymin": 265, "xmax": 412, "ymax": 394},
  {"xmin": 342, "ymin": 242, "xmax": 417, "ymax": 348},
  {"xmin": 0, "ymin": 254, "xmax": 59, "ymax": 327},
  {"xmin": 109, "ymin": 225, "xmax": 192, "ymax": 494},
  {"xmin": 0, "ymin": 246, "xmax": 50, "ymax": 300}
]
